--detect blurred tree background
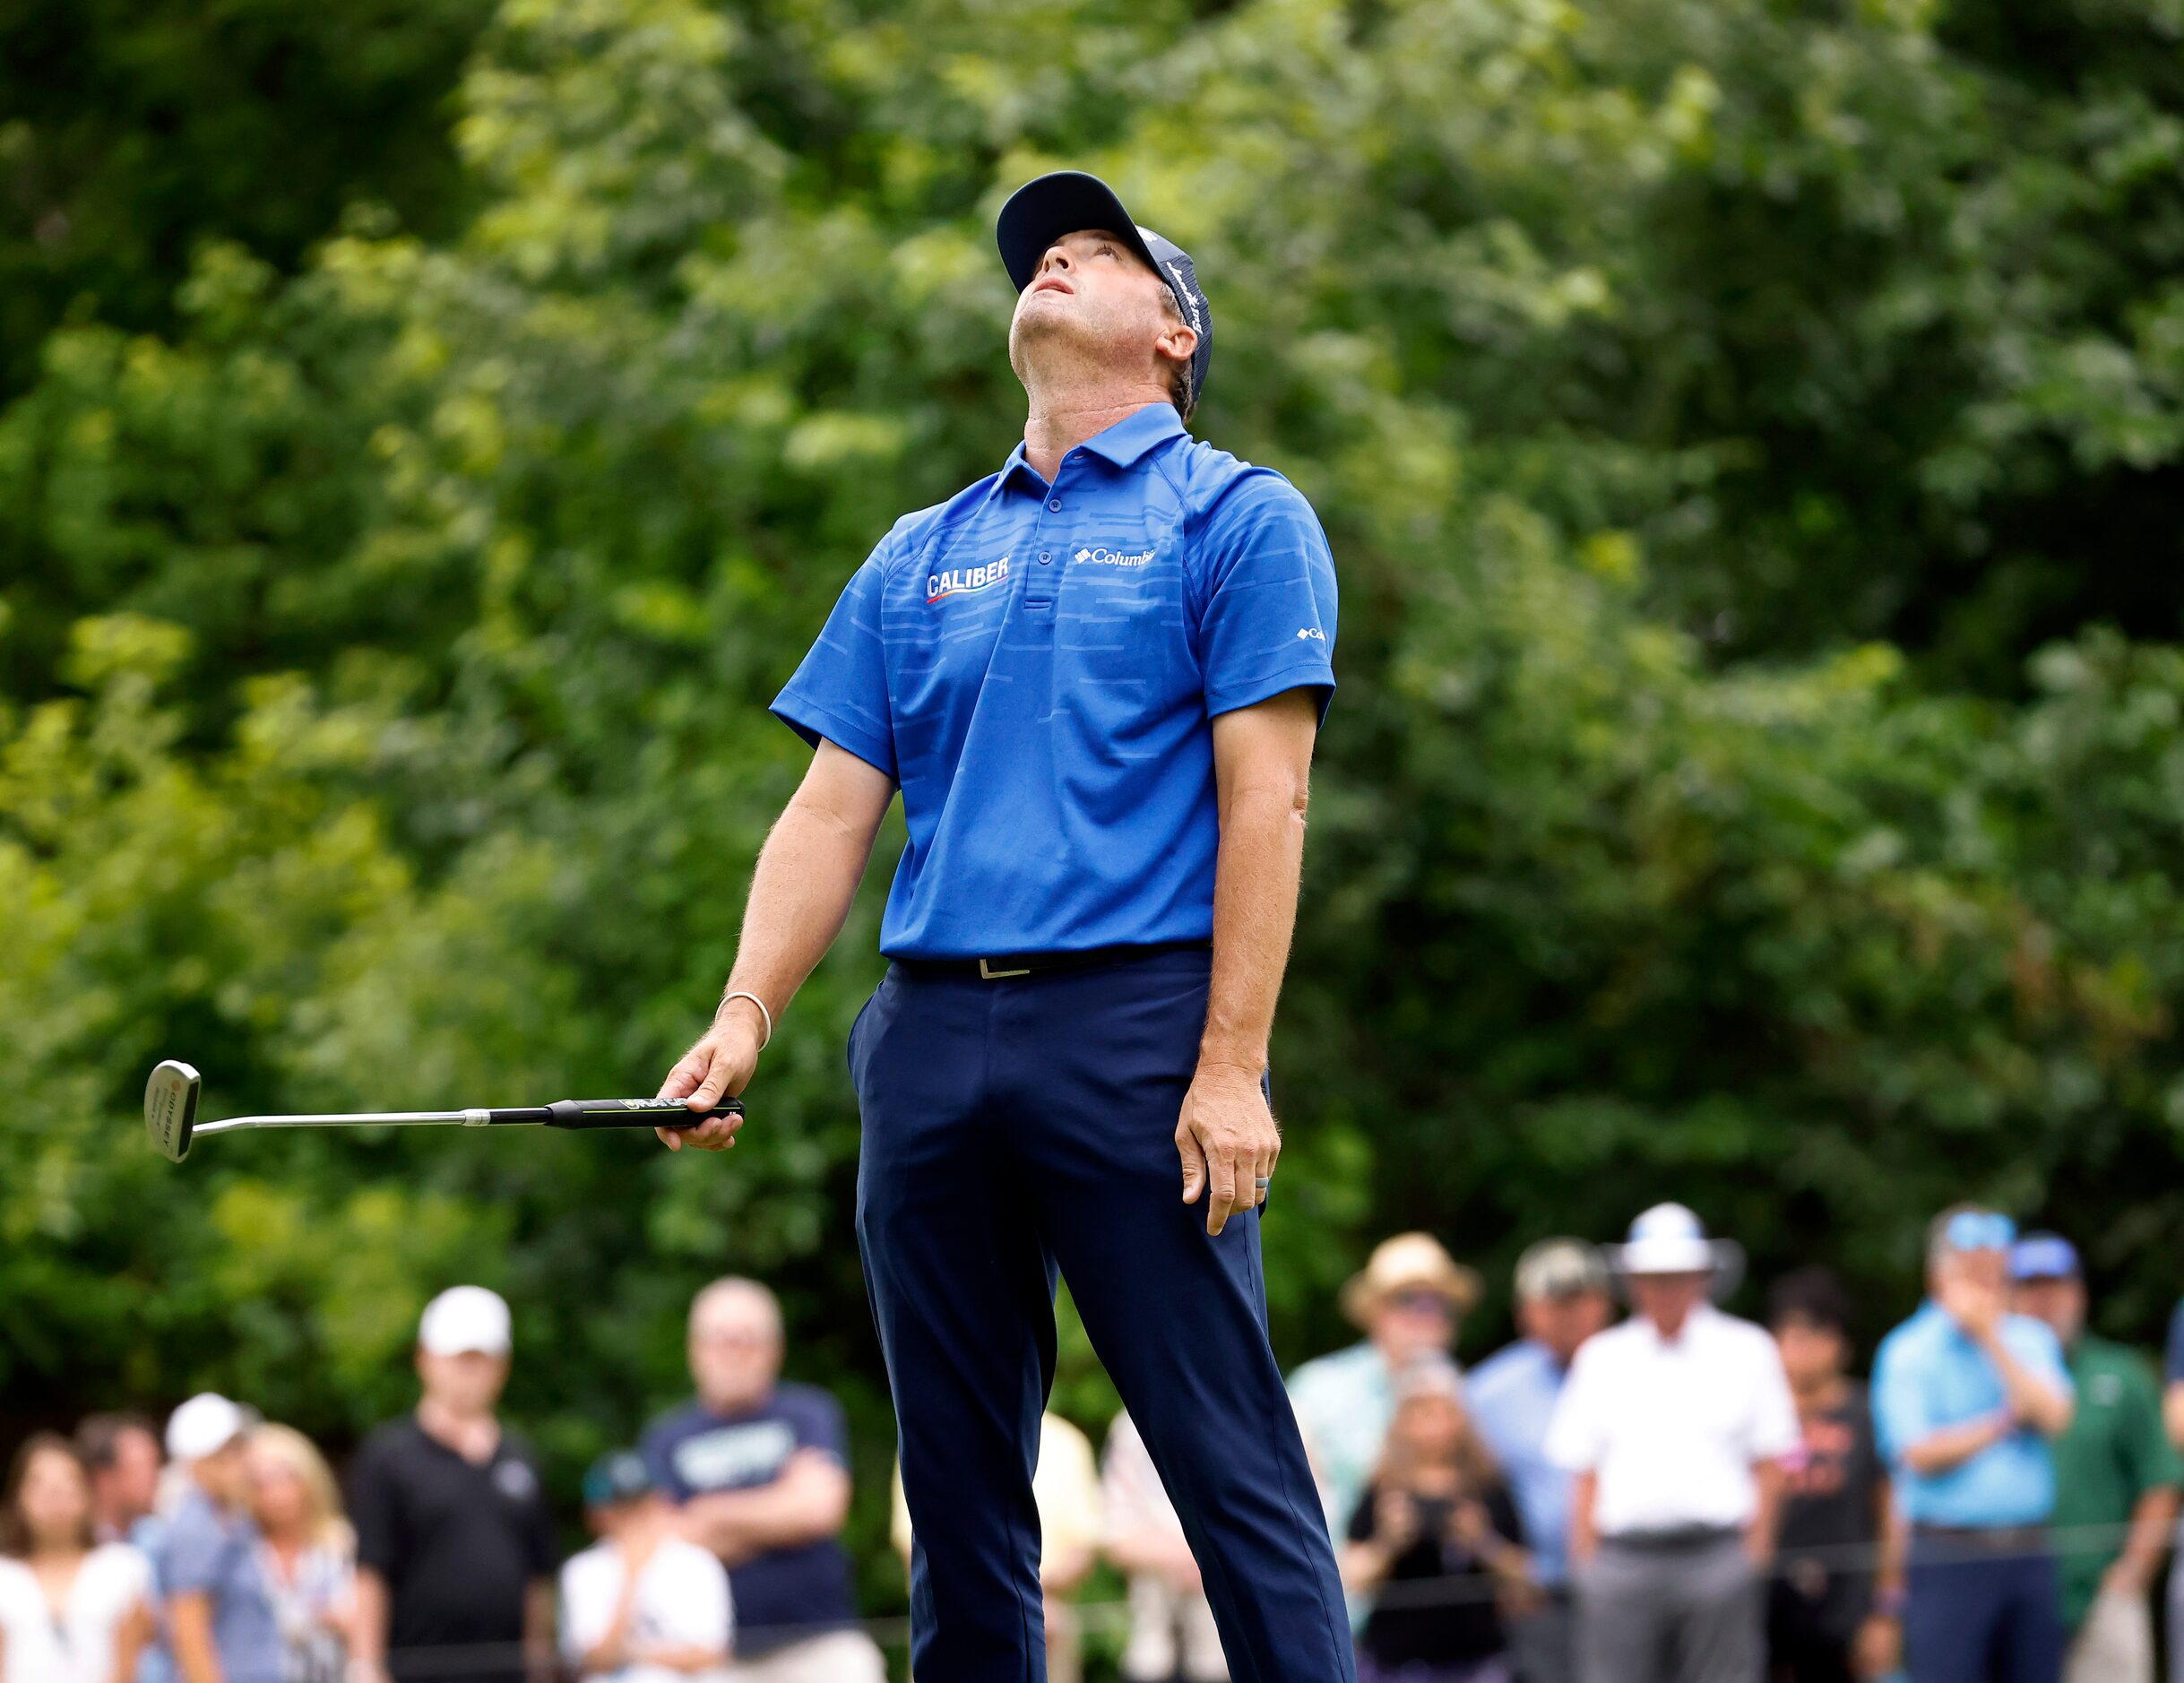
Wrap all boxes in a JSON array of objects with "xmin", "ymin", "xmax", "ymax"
[{"xmin": 7, "ymin": 0, "xmax": 2184, "ymax": 1653}]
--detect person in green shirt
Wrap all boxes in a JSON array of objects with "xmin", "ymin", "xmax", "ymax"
[{"xmin": 2009, "ymin": 1231, "xmax": 2183, "ymax": 1683}]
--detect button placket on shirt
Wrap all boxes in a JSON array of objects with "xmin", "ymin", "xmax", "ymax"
[{"xmin": 1023, "ymin": 454, "xmax": 1077, "ymax": 609}]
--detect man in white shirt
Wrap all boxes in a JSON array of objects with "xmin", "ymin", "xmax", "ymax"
[
  {"xmin": 1545, "ymin": 1204, "xmax": 1799, "ymax": 1683},
  {"xmin": 560, "ymin": 1450, "xmax": 733, "ymax": 1683}
]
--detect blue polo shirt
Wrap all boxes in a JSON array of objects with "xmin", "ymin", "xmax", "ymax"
[
  {"xmin": 772, "ymin": 403, "xmax": 1337, "ymax": 959},
  {"xmin": 1872, "ymin": 1300, "xmax": 2074, "ymax": 1527}
]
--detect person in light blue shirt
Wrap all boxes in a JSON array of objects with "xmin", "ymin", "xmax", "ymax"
[
  {"xmin": 1466, "ymin": 1239, "xmax": 1613, "ymax": 1683},
  {"xmin": 1871, "ymin": 1206, "xmax": 2076, "ymax": 1683}
]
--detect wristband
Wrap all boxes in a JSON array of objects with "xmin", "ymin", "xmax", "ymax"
[
  {"xmin": 1875, "ymin": 1586, "xmax": 1907, "ymax": 1618},
  {"xmin": 721, "ymin": 989, "xmax": 773, "ymax": 1049}
]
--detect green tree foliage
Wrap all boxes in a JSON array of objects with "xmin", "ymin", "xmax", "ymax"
[{"xmin": 7, "ymin": 0, "xmax": 2184, "ymax": 1639}]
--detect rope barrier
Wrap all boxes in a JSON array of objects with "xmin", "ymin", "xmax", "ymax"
[{"xmin": 359, "ymin": 1516, "xmax": 2156, "ymax": 1673}]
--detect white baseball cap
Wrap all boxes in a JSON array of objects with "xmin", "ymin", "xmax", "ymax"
[
  {"xmin": 418, "ymin": 1285, "xmax": 513, "ymax": 1358},
  {"xmin": 165, "ymin": 1393, "xmax": 256, "ymax": 1462}
]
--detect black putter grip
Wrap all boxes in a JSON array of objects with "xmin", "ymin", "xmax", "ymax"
[{"xmin": 544, "ymin": 1097, "xmax": 745, "ymax": 1131}]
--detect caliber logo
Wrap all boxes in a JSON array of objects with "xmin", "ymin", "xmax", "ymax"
[
  {"xmin": 1074, "ymin": 546, "xmax": 1155, "ymax": 567},
  {"xmin": 1297, "ymin": 626, "xmax": 1325, "ymax": 640},
  {"xmin": 928, "ymin": 557, "xmax": 1010, "ymax": 603}
]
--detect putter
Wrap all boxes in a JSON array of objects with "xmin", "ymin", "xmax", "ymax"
[{"xmin": 143, "ymin": 1060, "xmax": 741, "ymax": 1164}]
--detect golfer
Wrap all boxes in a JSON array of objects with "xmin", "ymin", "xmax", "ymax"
[{"xmin": 655, "ymin": 169, "xmax": 1352, "ymax": 1681}]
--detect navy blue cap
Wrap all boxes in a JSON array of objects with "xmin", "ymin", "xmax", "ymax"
[
  {"xmin": 2008, "ymin": 1232, "xmax": 2081, "ymax": 1282},
  {"xmin": 997, "ymin": 171, "xmax": 1213, "ymax": 412},
  {"xmin": 582, "ymin": 1448, "xmax": 653, "ymax": 1508}
]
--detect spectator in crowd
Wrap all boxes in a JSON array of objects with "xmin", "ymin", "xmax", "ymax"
[
  {"xmin": 0, "ymin": 1432, "xmax": 153, "ymax": 1683},
  {"xmin": 2161, "ymin": 1289, "xmax": 2184, "ymax": 1682},
  {"xmin": 1291, "ymin": 1233, "xmax": 1482, "ymax": 1540},
  {"xmin": 75, "ymin": 1416, "xmax": 163, "ymax": 1550},
  {"xmin": 246, "ymin": 1424, "xmax": 354, "ymax": 1683},
  {"xmin": 1872, "ymin": 1206, "xmax": 2074, "ymax": 1683},
  {"xmin": 641, "ymin": 1278, "xmax": 884, "ymax": 1683},
  {"xmin": 348, "ymin": 1287, "xmax": 557, "ymax": 1683},
  {"xmin": 892, "ymin": 1412, "xmax": 1103, "ymax": 1683},
  {"xmin": 1342, "ymin": 1354, "xmax": 1531, "ymax": 1683},
  {"xmin": 156, "ymin": 1393, "xmax": 284, "ymax": 1683},
  {"xmin": 2009, "ymin": 1232, "xmax": 2179, "ymax": 1683},
  {"xmin": 1101, "ymin": 1409, "xmax": 1227, "ymax": 1683},
  {"xmin": 1468, "ymin": 1238, "xmax": 1614, "ymax": 1683},
  {"xmin": 1765, "ymin": 1267, "xmax": 1900, "ymax": 1683},
  {"xmin": 560, "ymin": 1450, "xmax": 732, "ymax": 1683},
  {"xmin": 1547, "ymin": 1203, "xmax": 1798, "ymax": 1683}
]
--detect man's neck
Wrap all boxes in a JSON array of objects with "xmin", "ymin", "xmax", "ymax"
[
  {"xmin": 1791, "ymin": 1371, "xmax": 1849, "ymax": 1416},
  {"xmin": 1019, "ymin": 387, "xmax": 1167, "ymax": 484},
  {"xmin": 416, "ymin": 1396, "xmax": 500, "ymax": 1463}
]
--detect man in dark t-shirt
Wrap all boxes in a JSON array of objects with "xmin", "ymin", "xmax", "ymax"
[
  {"xmin": 349, "ymin": 1286, "xmax": 558, "ymax": 1683},
  {"xmin": 642, "ymin": 1276, "xmax": 884, "ymax": 1682},
  {"xmin": 1767, "ymin": 1269, "xmax": 1900, "ymax": 1683}
]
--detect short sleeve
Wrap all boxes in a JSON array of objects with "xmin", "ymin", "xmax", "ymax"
[
  {"xmin": 669, "ymin": 1547, "xmax": 732, "ymax": 1652},
  {"xmin": 1747, "ymin": 1335, "xmax": 1802, "ymax": 1461},
  {"xmin": 557, "ymin": 1558, "xmax": 593, "ymax": 1661},
  {"xmin": 2121, "ymin": 1354, "xmax": 2184, "ymax": 1492},
  {"xmin": 787, "ymin": 1388, "xmax": 850, "ymax": 1469},
  {"xmin": 641, "ymin": 1414, "xmax": 690, "ymax": 1504},
  {"xmin": 771, "ymin": 543, "xmax": 898, "ymax": 778},
  {"xmin": 523, "ymin": 1458, "xmax": 559, "ymax": 1580},
  {"xmin": 1871, "ymin": 1327, "xmax": 1933, "ymax": 1466},
  {"xmin": 347, "ymin": 1440, "xmax": 401, "ymax": 1577},
  {"xmin": 1542, "ymin": 1347, "xmax": 1607, "ymax": 1472},
  {"xmin": 161, "ymin": 1506, "xmax": 226, "ymax": 1597},
  {"xmin": 1191, "ymin": 473, "xmax": 1338, "ymax": 721}
]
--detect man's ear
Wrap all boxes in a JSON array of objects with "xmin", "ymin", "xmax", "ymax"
[{"xmin": 1155, "ymin": 322, "xmax": 1198, "ymax": 370}]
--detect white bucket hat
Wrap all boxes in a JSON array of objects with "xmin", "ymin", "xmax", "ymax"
[{"xmin": 1606, "ymin": 1203, "xmax": 1745, "ymax": 1299}]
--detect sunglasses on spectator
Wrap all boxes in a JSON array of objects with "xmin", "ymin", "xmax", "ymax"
[
  {"xmin": 1945, "ymin": 1211, "xmax": 2017, "ymax": 1253},
  {"xmin": 1388, "ymin": 1290, "xmax": 1455, "ymax": 1316}
]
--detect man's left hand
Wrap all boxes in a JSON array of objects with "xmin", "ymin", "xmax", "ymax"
[{"xmin": 1177, "ymin": 1059, "xmax": 1278, "ymax": 1236}]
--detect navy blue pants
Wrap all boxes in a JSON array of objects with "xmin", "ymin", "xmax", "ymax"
[
  {"xmin": 849, "ymin": 948, "xmax": 1355, "ymax": 1683},
  {"xmin": 1903, "ymin": 1535, "xmax": 2062, "ymax": 1683}
]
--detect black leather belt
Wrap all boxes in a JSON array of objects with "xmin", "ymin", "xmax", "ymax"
[
  {"xmin": 1912, "ymin": 1523, "xmax": 2049, "ymax": 1555},
  {"xmin": 1602, "ymin": 1525, "xmax": 1743, "ymax": 1553},
  {"xmin": 893, "ymin": 940, "xmax": 1211, "ymax": 981}
]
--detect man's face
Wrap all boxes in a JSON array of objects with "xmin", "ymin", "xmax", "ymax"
[
  {"xmin": 416, "ymin": 1348, "xmax": 510, "ymax": 1414},
  {"xmin": 2012, "ymin": 1275, "xmax": 2085, "ymax": 1344},
  {"xmin": 1365, "ymin": 1288, "xmax": 1459, "ymax": 1366},
  {"xmin": 1772, "ymin": 1312, "xmax": 1848, "ymax": 1390},
  {"xmin": 1628, "ymin": 1272, "xmax": 1710, "ymax": 1335},
  {"xmin": 1940, "ymin": 1245, "xmax": 2008, "ymax": 1297},
  {"xmin": 194, "ymin": 1439, "xmax": 249, "ymax": 1507},
  {"xmin": 1518, "ymin": 1289, "xmax": 1611, "ymax": 1364},
  {"xmin": 1008, "ymin": 229, "xmax": 1187, "ymax": 391},
  {"xmin": 97, "ymin": 1426, "xmax": 162, "ymax": 1521},
  {"xmin": 690, "ymin": 1294, "xmax": 784, "ymax": 1412}
]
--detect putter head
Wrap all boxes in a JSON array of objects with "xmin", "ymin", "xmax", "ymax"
[{"xmin": 145, "ymin": 1060, "xmax": 201, "ymax": 1163}]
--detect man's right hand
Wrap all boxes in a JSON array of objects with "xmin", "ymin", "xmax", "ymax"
[
  {"xmin": 654, "ymin": 1002, "xmax": 765, "ymax": 1151},
  {"xmin": 1938, "ymin": 1271, "xmax": 2002, "ymax": 1342}
]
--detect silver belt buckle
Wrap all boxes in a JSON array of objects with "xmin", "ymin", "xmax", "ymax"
[{"xmin": 978, "ymin": 957, "xmax": 1032, "ymax": 980}]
